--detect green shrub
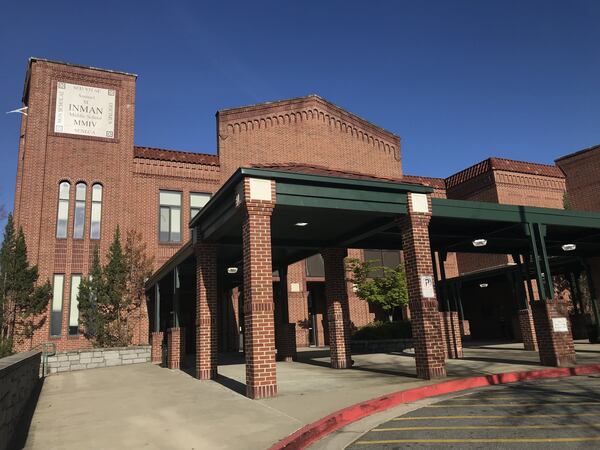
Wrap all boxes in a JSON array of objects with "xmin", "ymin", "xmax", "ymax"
[{"xmin": 351, "ymin": 320, "xmax": 412, "ymax": 341}]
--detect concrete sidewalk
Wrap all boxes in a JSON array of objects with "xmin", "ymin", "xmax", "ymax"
[{"xmin": 21, "ymin": 342, "xmax": 600, "ymax": 449}]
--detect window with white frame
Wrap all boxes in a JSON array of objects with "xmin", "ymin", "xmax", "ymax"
[
  {"xmin": 56, "ymin": 182, "xmax": 70, "ymax": 238},
  {"xmin": 190, "ymin": 192, "xmax": 211, "ymax": 219},
  {"xmin": 90, "ymin": 184, "xmax": 103, "ymax": 240},
  {"xmin": 159, "ymin": 190, "xmax": 182, "ymax": 242},
  {"xmin": 73, "ymin": 183, "xmax": 86, "ymax": 239},
  {"xmin": 68, "ymin": 274, "xmax": 82, "ymax": 336},
  {"xmin": 50, "ymin": 274, "xmax": 65, "ymax": 337}
]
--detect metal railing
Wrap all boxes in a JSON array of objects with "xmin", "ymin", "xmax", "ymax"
[{"xmin": 32, "ymin": 342, "xmax": 56, "ymax": 377}]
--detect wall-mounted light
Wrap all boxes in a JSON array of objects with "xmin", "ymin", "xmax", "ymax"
[
  {"xmin": 295, "ymin": 222, "xmax": 309, "ymax": 227},
  {"xmin": 479, "ymin": 283, "xmax": 488, "ymax": 288},
  {"xmin": 227, "ymin": 267, "xmax": 238, "ymax": 274},
  {"xmin": 472, "ymin": 239, "xmax": 488, "ymax": 247},
  {"xmin": 561, "ymin": 243, "xmax": 576, "ymax": 252}
]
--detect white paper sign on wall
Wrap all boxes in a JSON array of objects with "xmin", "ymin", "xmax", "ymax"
[
  {"xmin": 552, "ymin": 317, "xmax": 569, "ymax": 332},
  {"xmin": 54, "ymin": 82, "xmax": 116, "ymax": 138},
  {"xmin": 290, "ymin": 283, "xmax": 301, "ymax": 293},
  {"xmin": 420, "ymin": 275, "xmax": 435, "ymax": 298}
]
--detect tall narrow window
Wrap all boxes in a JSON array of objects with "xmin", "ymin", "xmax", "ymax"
[
  {"xmin": 69, "ymin": 274, "xmax": 82, "ymax": 336},
  {"xmin": 56, "ymin": 182, "xmax": 70, "ymax": 238},
  {"xmin": 73, "ymin": 183, "xmax": 86, "ymax": 239},
  {"xmin": 159, "ymin": 191, "xmax": 181, "ymax": 242},
  {"xmin": 190, "ymin": 192, "xmax": 211, "ymax": 219},
  {"xmin": 90, "ymin": 184, "xmax": 103, "ymax": 240},
  {"xmin": 51, "ymin": 274, "xmax": 65, "ymax": 337}
]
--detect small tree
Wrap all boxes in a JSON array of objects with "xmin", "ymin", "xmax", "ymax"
[
  {"xmin": 124, "ymin": 229, "xmax": 154, "ymax": 343},
  {"xmin": 346, "ymin": 258, "xmax": 408, "ymax": 321},
  {"xmin": 78, "ymin": 227, "xmax": 153, "ymax": 348},
  {"xmin": 0, "ymin": 214, "xmax": 52, "ymax": 354},
  {"xmin": 77, "ymin": 245, "xmax": 107, "ymax": 344}
]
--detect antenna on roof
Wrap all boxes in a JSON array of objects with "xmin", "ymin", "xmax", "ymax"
[{"xmin": 6, "ymin": 106, "xmax": 28, "ymax": 116}]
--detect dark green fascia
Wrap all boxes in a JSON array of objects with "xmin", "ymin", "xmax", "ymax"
[
  {"xmin": 238, "ymin": 167, "xmax": 434, "ymax": 194},
  {"xmin": 432, "ymin": 198, "xmax": 600, "ymax": 229},
  {"xmin": 190, "ymin": 166, "xmax": 429, "ymax": 241}
]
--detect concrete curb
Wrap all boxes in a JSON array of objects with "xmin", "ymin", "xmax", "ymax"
[{"xmin": 268, "ymin": 363, "xmax": 600, "ymax": 450}]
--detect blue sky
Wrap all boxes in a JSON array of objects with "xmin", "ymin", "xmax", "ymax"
[{"xmin": 1, "ymin": 0, "xmax": 600, "ymax": 225}]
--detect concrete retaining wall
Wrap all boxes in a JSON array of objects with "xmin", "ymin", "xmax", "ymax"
[
  {"xmin": 46, "ymin": 346, "xmax": 151, "ymax": 374},
  {"xmin": 0, "ymin": 350, "xmax": 42, "ymax": 450},
  {"xmin": 350, "ymin": 339, "xmax": 413, "ymax": 354}
]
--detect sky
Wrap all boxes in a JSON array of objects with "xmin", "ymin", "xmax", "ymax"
[{"xmin": 1, "ymin": 0, "xmax": 600, "ymax": 227}]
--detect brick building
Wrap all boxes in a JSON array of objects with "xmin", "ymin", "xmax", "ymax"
[{"xmin": 10, "ymin": 58, "xmax": 600, "ymax": 398}]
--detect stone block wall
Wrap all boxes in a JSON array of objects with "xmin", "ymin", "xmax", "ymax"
[
  {"xmin": 46, "ymin": 346, "xmax": 151, "ymax": 374},
  {"xmin": 0, "ymin": 351, "xmax": 41, "ymax": 450}
]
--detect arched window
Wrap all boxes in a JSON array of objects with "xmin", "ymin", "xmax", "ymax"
[
  {"xmin": 56, "ymin": 181, "xmax": 70, "ymax": 238},
  {"xmin": 90, "ymin": 184, "xmax": 103, "ymax": 240},
  {"xmin": 73, "ymin": 182, "xmax": 87, "ymax": 239}
]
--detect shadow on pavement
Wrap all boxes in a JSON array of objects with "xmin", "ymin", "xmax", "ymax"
[{"xmin": 11, "ymin": 377, "xmax": 45, "ymax": 450}]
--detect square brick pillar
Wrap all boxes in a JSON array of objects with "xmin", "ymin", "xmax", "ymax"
[
  {"xmin": 531, "ymin": 299, "xmax": 576, "ymax": 366},
  {"xmin": 195, "ymin": 243, "xmax": 218, "ymax": 380},
  {"xmin": 322, "ymin": 248, "xmax": 353, "ymax": 369},
  {"xmin": 398, "ymin": 193, "xmax": 446, "ymax": 380},
  {"xmin": 518, "ymin": 308, "xmax": 538, "ymax": 351},
  {"xmin": 241, "ymin": 177, "xmax": 277, "ymax": 399},
  {"xmin": 150, "ymin": 331, "xmax": 164, "ymax": 364},
  {"xmin": 440, "ymin": 311, "xmax": 463, "ymax": 359},
  {"xmin": 167, "ymin": 327, "xmax": 184, "ymax": 369}
]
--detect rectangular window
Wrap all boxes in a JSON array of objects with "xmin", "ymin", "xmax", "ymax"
[
  {"xmin": 190, "ymin": 192, "xmax": 211, "ymax": 219},
  {"xmin": 90, "ymin": 184, "xmax": 103, "ymax": 240},
  {"xmin": 69, "ymin": 275, "xmax": 82, "ymax": 336},
  {"xmin": 159, "ymin": 191, "xmax": 182, "ymax": 242},
  {"xmin": 51, "ymin": 275, "xmax": 65, "ymax": 337},
  {"xmin": 73, "ymin": 184, "xmax": 86, "ymax": 239},
  {"xmin": 363, "ymin": 249, "xmax": 401, "ymax": 278},
  {"xmin": 305, "ymin": 253, "xmax": 325, "ymax": 277}
]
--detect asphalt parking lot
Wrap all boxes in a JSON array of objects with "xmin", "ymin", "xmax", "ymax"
[{"xmin": 349, "ymin": 374, "xmax": 600, "ymax": 448}]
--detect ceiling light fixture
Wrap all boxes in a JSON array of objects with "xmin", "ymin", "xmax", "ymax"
[
  {"xmin": 227, "ymin": 267, "xmax": 238, "ymax": 274},
  {"xmin": 295, "ymin": 222, "xmax": 308, "ymax": 227},
  {"xmin": 561, "ymin": 243, "xmax": 576, "ymax": 252},
  {"xmin": 479, "ymin": 283, "xmax": 488, "ymax": 288},
  {"xmin": 472, "ymin": 238, "xmax": 487, "ymax": 247}
]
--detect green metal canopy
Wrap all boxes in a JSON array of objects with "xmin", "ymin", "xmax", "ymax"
[{"xmin": 147, "ymin": 166, "xmax": 600, "ymax": 290}]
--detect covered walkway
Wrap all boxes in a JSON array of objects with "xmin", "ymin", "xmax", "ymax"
[
  {"xmin": 146, "ymin": 166, "xmax": 600, "ymax": 399},
  {"xmin": 20, "ymin": 343, "xmax": 600, "ymax": 450}
]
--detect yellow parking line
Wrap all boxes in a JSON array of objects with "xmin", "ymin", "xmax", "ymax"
[
  {"xmin": 374, "ymin": 423, "xmax": 598, "ymax": 431},
  {"xmin": 427, "ymin": 401, "xmax": 600, "ymax": 408},
  {"xmin": 354, "ymin": 436, "xmax": 600, "ymax": 444},
  {"xmin": 393, "ymin": 412, "xmax": 600, "ymax": 420}
]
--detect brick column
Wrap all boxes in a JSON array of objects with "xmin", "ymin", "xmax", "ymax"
[
  {"xmin": 241, "ymin": 177, "xmax": 277, "ymax": 399},
  {"xmin": 195, "ymin": 243, "xmax": 218, "ymax": 380},
  {"xmin": 150, "ymin": 331, "xmax": 164, "ymax": 364},
  {"xmin": 322, "ymin": 248, "xmax": 352, "ymax": 369},
  {"xmin": 531, "ymin": 299, "xmax": 576, "ymax": 366},
  {"xmin": 518, "ymin": 308, "xmax": 538, "ymax": 351},
  {"xmin": 440, "ymin": 311, "xmax": 463, "ymax": 358},
  {"xmin": 398, "ymin": 193, "xmax": 446, "ymax": 379},
  {"xmin": 167, "ymin": 327, "xmax": 183, "ymax": 369}
]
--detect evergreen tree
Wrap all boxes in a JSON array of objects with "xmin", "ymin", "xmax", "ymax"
[
  {"xmin": 77, "ymin": 245, "xmax": 107, "ymax": 344},
  {"xmin": 0, "ymin": 214, "xmax": 51, "ymax": 354}
]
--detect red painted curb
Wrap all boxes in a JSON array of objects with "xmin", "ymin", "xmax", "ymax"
[{"xmin": 268, "ymin": 363, "xmax": 600, "ymax": 450}]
